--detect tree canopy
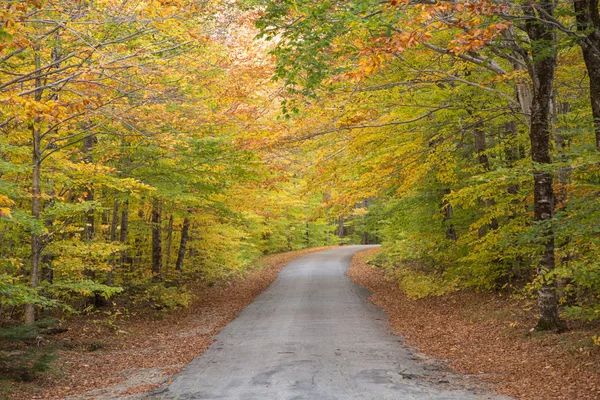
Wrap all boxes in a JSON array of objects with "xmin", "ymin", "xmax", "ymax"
[{"xmin": 2, "ymin": 0, "xmax": 600, "ymax": 349}]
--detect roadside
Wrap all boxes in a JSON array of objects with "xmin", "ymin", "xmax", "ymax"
[
  {"xmin": 347, "ymin": 248, "xmax": 600, "ymax": 400},
  {"xmin": 7, "ymin": 247, "xmax": 332, "ymax": 400}
]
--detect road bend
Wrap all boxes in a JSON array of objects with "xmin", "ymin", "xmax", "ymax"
[{"xmin": 155, "ymin": 245, "xmax": 505, "ymax": 400}]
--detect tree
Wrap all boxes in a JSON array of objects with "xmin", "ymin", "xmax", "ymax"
[
  {"xmin": 573, "ymin": 0, "xmax": 600, "ymax": 150},
  {"xmin": 0, "ymin": 0, "xmax": 338, "ymax": 329},
  {"xmin": 255, "ymin": 0, "xmax": 600, "ymax": 330},
  {"xmin": 522, "ymin": 0, "xmax": 562, "ymax": 331}
]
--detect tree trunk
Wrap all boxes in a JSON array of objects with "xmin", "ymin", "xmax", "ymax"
[
  {"xmin": 82, "ymin": 134, "xmax": 96, "ymax": 241},
  {"xmin": 110, "ymin": 200, "xmax": 119, "ymax": 242},
  {"xmin": 26, "ymin": 126, "xmax": 41, "ymax": 324},
  {"xmin": 41, "ymin": 196, "xmax": 55, "ymax": 285},
  {"xmin": 81, "ymin": 133, "xmax": 101, "ymax": 305},
  {"xmin": 305, "ymin": 221, "xmax": 310, "ymax": 247},
  {"xmin": 553, "ymin": 97, "xmax": 571, "ymax": 205},
  {"xmin": 502, "ymin": 27, "xmax": 533, "ymax": 121},
  {"xmin": 119, "ymin": 199, "xmax": 130, "ymax": 270},
  {"xmin": 524, "ymin": 0, "xmax": 563, "ymax": 331},
  {"xmin": 473, "ymin": 121, "xmax": 498, "ymax": 237},
  {"xmin": 36, "ymin": 37, "xmax": 61, "ymax": 301},
  {"xmin": 165, "ymin": 214, "xmax": 173, "ymax": 275},
  {"xmin": 574, "ymin": 0, "xmax": 600, "ymax": 150},
  {"xmin": 175, "ymin": 216, "xmax": 190, "ymax": 273},
  {"xmin": 504, "ymin": 121, "xmax": 521, "ymax": 166},
  {"xmin": 553, "ymin": 97, "xmax": 574, "ymax": 302},
  {"xmin": 442, "ymin": 189, "xmax": 457, "ymax": 241},
  {"xmin": 120, "ymin": 201, "xmax": 129, "ymax": 243},
  {"xmin": 107, "ymin": 200, "xmax": 119, "ymax": 286},
  {"xmin": 24, "ymin": 49, "xmax": 43, "ymax": 325},
  {"xmin": 337, "ymin": 216, "xmax": 344, "ymax": 244},
  {"xmin": 133, "ymin": 208, "xmax": 144, "ymax": 270},
  {"xmin": 151, "ymin": 200, "xmax": 162, "ymax": 281},
  {"xmin": 503, "ymin": 121, "xmax": 527, "ymax": 279}
]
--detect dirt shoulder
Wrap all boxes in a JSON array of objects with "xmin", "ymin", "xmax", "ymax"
[
  {"xmin": 347, "ymin": 248, "xmax": 600, "ymax": 400},
  {"xmin": 9, "ymin": 247, "xmax": 333, "ymax": 400}
]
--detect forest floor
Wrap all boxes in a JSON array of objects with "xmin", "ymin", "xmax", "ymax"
[
  {"xmin": 5, "ymin": 247, "xmax": 333, "ymax": 400},
  {"xmin": 348, "ymin": 248, "xmax": 600, "ymax": 400}
]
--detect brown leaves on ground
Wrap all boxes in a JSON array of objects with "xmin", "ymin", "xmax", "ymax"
[
  {"xmin": 11, "ymin": 247, "xmax": 332, "ymax": 400},
  {"xmin": 348, "ymin": 248, "xmax": 600, "ymax": 400}
]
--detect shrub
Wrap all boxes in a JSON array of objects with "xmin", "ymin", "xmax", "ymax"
[{"xmin": 136, "ymin": 284, "xmax": 193, "ymax": 310}]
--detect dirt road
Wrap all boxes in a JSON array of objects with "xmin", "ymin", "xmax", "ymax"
[{"xmin": 154, "ymin": 246, "xmax": 506, "ymax": 400}]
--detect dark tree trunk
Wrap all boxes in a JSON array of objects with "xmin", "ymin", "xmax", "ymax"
[
  {"xmin": 305, "ymin": 221, "xmax": 310, "ymax": 247},
  {"xmin": 120, "ymin": 200, "xmax": 129, "ymax": 243},
  {"xmin": 442, "ymin": 189, "xmax": 457, "ymax": 241},
  {"xmin": 473, "ymin": 121, "xmax": 498, "ymax": 237},
  {"xmin": 151, "ymin": 200, "xmax": 162, "ymax": 281},
  {"xmin": 107, "ymin": 200, "xmax": 119, "ymax": 286},
  {"xmin": 165, "ymin": 214, "xmax": 173, "ymax": 275},
  {"xmin": 175, "ymin": 217, "xmax": 190, "ymax": 273},
  {"xmin": 110, "ymin": 200, "xmax": 119, "ymax": 242},
  {"xmin": 361, "ymin": 199, "xmax": 369, "ymax": 244},
  {"xmin": 553, "ymin": 98, "xmax": 572, "ymax": 204},
  {"xmin": 337, "ymin": 216, "xmax": 345, "ymax": 244},
  {"xmin": 119, "ymin": 199, "xmax": 130, "ymax": 269},
  {"xmin": 133, "ymin": 208, "xmax": 145, "ymax": 270},
  {"xmin": 524, "ymin": 0, "xmax": 563, "ymax": 331},
  {"xmin": 323, "ymin": 192, "xmax": 331, "ymax": 245},
  {"xmin": 504, "ymin": 121, "xmax": 521, "ymax": 166},
  {"xmin": 574, "ymin": 0, "xmax": 600, "ymax": 150},
  {"xmin": 504, "ymin": 120, "xmax": 523, "ymax": 200}
]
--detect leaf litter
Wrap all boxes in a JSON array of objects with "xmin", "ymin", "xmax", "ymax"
[
  {"xmin": 10, "ymin": 247, "xmax": 332, "ymax": 400},
  {"xmin": 347, "ymin": 248, "xmax": 600, "ymax": 400}
]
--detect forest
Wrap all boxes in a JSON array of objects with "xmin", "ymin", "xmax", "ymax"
[{"xmin": 1, "ymin": 0, "xmax": 600, "ymax": 398}]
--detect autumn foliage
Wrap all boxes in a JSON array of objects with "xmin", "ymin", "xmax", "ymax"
[
  {"xmin": 258, "ymin": 0, "xmax": 600, "ymax": 332},
  {"xmin": 0, "ymin": 0, "xmax": 343, "ymax": 382},
  {"xmin": 2, "ymin": 0, "xmax": 600, "ymax": 393}
]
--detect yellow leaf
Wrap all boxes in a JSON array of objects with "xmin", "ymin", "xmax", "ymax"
[{"xmin": 0, "ymin": 208, "xmax": 11, "ymax": 219}]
